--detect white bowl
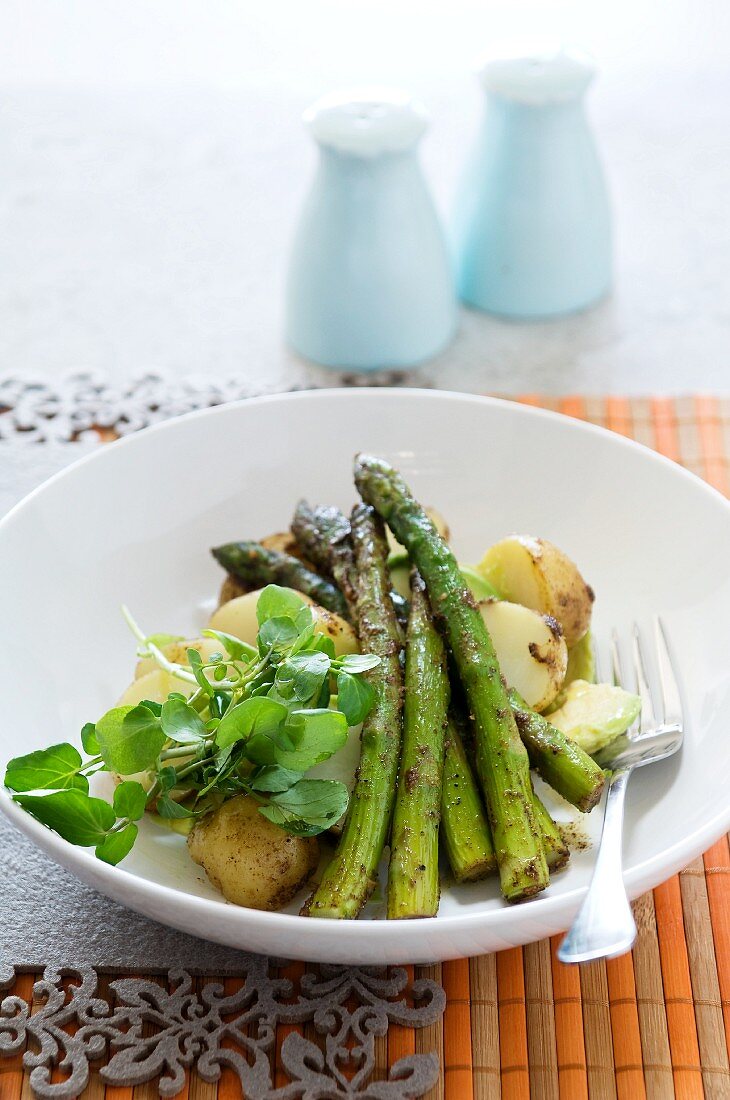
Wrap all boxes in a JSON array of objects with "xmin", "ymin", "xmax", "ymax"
[{"xmin": 1, "ymin": 389, "xmax": 728, "ymax": 964}]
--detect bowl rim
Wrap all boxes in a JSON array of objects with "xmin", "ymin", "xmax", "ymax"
[{"xmin": 1, "ymin": 387, "xmax": 728, "ymax": 953}]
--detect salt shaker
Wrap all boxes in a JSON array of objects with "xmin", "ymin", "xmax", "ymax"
[
  {"xmin": 286, "ymin": 89, "xmax": 455, "ymax": 371},
  {"xmin": 453, "ymin": 50, "xmax": 612, "ymax": 318}
]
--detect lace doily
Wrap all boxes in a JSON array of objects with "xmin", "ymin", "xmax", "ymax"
[{"xmin": 0, "ymin": 372, "xmax": 419, "ymax": 446}]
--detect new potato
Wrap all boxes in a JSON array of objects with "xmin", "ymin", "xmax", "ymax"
[
  {"xmin": 208, "ymin": 588, "xmax": 359, "ymax": 656},
  {"xmin": 478, "ymin": 536, "xmax": 594, "ymax": 647},
  {"xmin": 479, "ymin": 599, "xmax": 568, "ymax": 712},
  {"xmin": 188, "ymin": 795, "xmax": 319, "ymax": 910}
]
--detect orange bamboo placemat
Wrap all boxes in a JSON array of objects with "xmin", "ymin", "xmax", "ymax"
[{"xmin": 4, "ymin": 394, "xmax": 730, "ymax": 1100}]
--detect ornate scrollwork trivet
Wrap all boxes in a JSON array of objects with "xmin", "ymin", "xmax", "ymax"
[{"xmin": 0, "ymin": 963, "xmax": 444, "ymax": 1099}]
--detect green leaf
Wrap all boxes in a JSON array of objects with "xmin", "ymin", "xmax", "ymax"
[
  {"xmin": 13, "ymin": 790, "xmax": 116, "ymax": 845},
  {"xmin": 156, "ymin": 794, "xmax": 194, "ymax": 820},
  {"xmin": 337, "ymin": 653, "xmax": 381, "ymax": 674},
  {"xmin": 294, "ymin": 605, "xmax": 315, "ymax": 632},
  {"xmin": 256, "ymin": 585, "xmax": 309, "ymax": 626},
  {"xmin": 95, "ymin": 705, "xmax": 166, "ymax": 775},
  {"xmin": 246, "ymin": 729, "xmax": 292, "ymax": 766},
  {"xmin": 113, "ymin": 780, "xmax": 147, "ymax": 820},
  {"xmin": 80, "ymin": 723, "xmax": 100, "ymax": 755},
  {"xmin": 185, "ymin": 648, "xmax": 214, "ymax": 696},
  {"xmin": 210, "ymin": 692, "xmax": 232, "ymax": 720},
  {"xmin": 96, "ymin": 823, "xmax": 138, "ymax": 865},
  {"xmin": 336, "ymin": 671, "xmax": 375, "ymax": 727},
  {"xmin": 258, "ymin": 616, "xmax": 300, "ymax": 653},
  {"xmin": 289, "ymin": 620, "xmax": 316, "ymax": 656},
  {"xmin": 216, "ymin": 696, "xmax": 287, "ymax": 749},
  {"xmin": 157, "ymin": 766, "xmax": 178, "ymax": 792},
  {"xmin": 259, "ymin": 779, "xmax": 349, "ymax": 836},
  {"xmin": 202, "ymin": 629, "xmax": 257, "ymax": 662},
  {"xmin": 276, "ymin": 651, "xmax": 331, "ymax": 703},
  {"xmin": 139, "ymin": 699, "xmax": 163, "ymax": 717},
  {"xmin": 248, "ymin": 765, "xmax": 301, "ymax": 793},
  {"xmin": 5, "ymin": 743, "xmax": 88, "ymax": 793},
  {"xmin": 274, "ymin": 708, "xmax": 348, "ymax": 772},
  {"xmin": 160, "ymin": 698, "xmax": 208, "ymax": 744},
  {"xmin": 311, "ymin": 633, "xmax": 336, "ymax": 659}
]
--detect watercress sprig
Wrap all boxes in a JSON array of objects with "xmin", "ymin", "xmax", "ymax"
[{"xmin": 4, "ymin": 585, "xmax": 379, "ymax": 862}]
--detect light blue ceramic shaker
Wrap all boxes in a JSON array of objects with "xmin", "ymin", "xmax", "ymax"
[
  {"xmin": 286, "ymin": 88, "xmax": 455, "ymax": 371},
  {"xmin": 453, "ymin": 50, "xmax": 612, "ymax": 318}
]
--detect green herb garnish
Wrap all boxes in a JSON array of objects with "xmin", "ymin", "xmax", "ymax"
[{"xmin": 4, "ymin": 584, "xmax": 379, "ymax": 864}]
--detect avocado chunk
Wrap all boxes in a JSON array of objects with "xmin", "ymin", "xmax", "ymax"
[
  {"xmin": 547, "ymin": 680, "xmax": 641, "ymax": 756},
  {"xmin": 565, "ymin": 631, "xmax": 596, "ymax": 686}
]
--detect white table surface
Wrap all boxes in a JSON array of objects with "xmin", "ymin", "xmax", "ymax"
[{"xmin": 2, "ymin": 0, "xmax": 730, "ymax": 394}]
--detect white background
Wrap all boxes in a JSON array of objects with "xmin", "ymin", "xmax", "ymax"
[{"xmin": 2, "ymin": 0, "xmax": 730, "ymax": 392}]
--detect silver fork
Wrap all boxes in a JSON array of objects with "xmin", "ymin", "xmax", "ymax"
[{"xmin": 557, "ymin": 618, "xmax": 684, "ymax": 964}]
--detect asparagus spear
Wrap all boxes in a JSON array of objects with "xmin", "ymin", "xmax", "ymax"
[
  {"xmin": 354, "ymin": 453, "xmax": 548, "ymax": 903},
  {"xmin": 441, "ymin": 722, "xmax": 570, "ymax": 881},
  {"xmin": 211, "ymin": 540, "xmax": 349, "ymax": 619},
  {"xmin": 387, "ymin": 570, "xmax": 449, "ymax": 919},
  {"xmin": 292, "ymin": 499, "xmax": 409, "ymax": 628},
  {"xmin": 291, "ymin": 501, "xmax": 357, "ymax": 611},
  {"xmin": 441, "ymin": 714, "xmax": 497, "ymax": 883},
  {"xmin": 531, "ymin": 787, "xmax": 570, "ymax": 871},
  {"xmin": 508, "ymin": 689, "xmax": 605, "ymax": 812},
  {"xmin": 304, "ymin": 504, "xmax": 404, "ymax": 919}
]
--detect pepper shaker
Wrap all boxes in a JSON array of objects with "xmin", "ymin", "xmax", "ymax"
[
  {"xmin": 453, "ymin": 49, "xmax": 612, "ymax": 318},
  {"xmin": 286, "ymin": 88, "xmax": 455, "ymax": 371}
]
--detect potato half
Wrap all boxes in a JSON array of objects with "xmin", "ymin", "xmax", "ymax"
[
  {"xmin": 478, "ymin": 536, "xmax": 594, "ymax": 647},
  {"xmin": 479, "ymin": 598, "xmax": 568, "ymax": 712},
  {"xmin": 208, "ymin": 588, "xmax": 359, "ymax": 656},
  {"xmin": 188, "ymin": 795, "xmax": 319, "ymax": 910}
]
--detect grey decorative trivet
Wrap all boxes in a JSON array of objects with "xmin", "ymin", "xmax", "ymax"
[
  {"xmin": 0, "ymin": 964, "xmax": 444, "ymax": 1099},
  {"xmin": 0, "ymin": 372, "xmax": 446, "ymax": 1099}
]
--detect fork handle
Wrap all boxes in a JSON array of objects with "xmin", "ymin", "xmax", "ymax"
[{"xmin": 557, "ymin": 767, "xmax": 637, "ymax": 964}]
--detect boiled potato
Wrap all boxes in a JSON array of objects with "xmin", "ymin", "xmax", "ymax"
[
  {"xmin": 209, "ymin": 588, "xmax": 359, "ymax": 656},
  {"xmin": 478, "ymin": 536, "xmax": 594, "ymax": 647},
  {"xmin": 188, "ymin": 794, "xmax": 319, "ymax": 910},
  {"xmin": 135, "ymin": 637, "xmax": 222, "ymax": 680},
  {"xmin": 118, "ymin": 668, "xmax": 196, "ymax": 708},
  {"xmin": 479, "ymin": 598, "xmax": 568, "ymax": 712}
]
